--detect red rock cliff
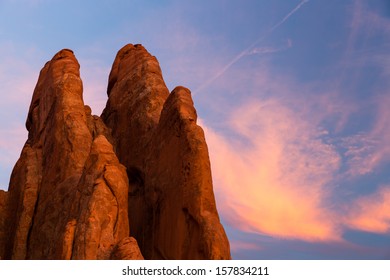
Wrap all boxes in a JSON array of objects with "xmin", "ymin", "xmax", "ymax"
[{"xmin": 0, "ymin": 45, "xmax": 230, "ymax": 260}]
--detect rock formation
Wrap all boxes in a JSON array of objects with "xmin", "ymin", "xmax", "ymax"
[{"xmin": 0, "ymin": 45, "xmax": 230, "ymax": 260}]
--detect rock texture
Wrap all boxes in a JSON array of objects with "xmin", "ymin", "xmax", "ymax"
[
  {"xmin": 102, "ymin": 44, "xmax": 230, "ymax": 259},
  {"xmin": 0, "ymin": 44, "xmax": 230, "ymax": 260},
  {"xmin": 111, "ymin": 237, "xmax": 144, "ymax": 260},
  {"xmin": 0, "ymin": 49, "xmax": 135, "ymax": 260}
]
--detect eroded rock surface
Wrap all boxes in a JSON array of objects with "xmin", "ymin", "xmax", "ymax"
[
  {"xmin": 111, "ymin": 237, "xmax": 144, "ymax": 260},
  {"xmin": 102, "ymin": 44, "xmax": 230, "ymax": 259},
  {"xmin": 0, "ymin": 44, "xmax": 230, "ymax": 260},
  {"xmin": 0, "ymin": 49, "xmax": 139, "ymax": 260}
]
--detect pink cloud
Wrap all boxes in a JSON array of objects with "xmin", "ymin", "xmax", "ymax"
[
  {"xmin": 202, "ymin": 97, "xmax": 342, "ymax": 242},
  {"xmin": 200, "ymin": 64, "xmax": 390, "ymax": 242},
  {"xmin": 199, "ymin": 75, "xmax": 390, "ymax": 243},
  {"xmin": 163, "ymin": 2, "xmax": 390, "ymax": 242},
  {"xmin": 346, "ymin": 186, "xmax": 390, "ymax": 233}
]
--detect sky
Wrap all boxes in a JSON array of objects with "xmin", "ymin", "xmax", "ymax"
[{"xmin": 0, "ymin": 0, "xmax": 390, "ymax": 259}]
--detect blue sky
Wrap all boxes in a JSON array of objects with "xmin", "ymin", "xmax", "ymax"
[{"xmin": 1, "ymin": 0, "xmax": 390, "ymax": 259}]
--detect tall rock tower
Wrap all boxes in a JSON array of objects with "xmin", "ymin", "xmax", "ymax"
[
  {"xmin": 102, "ymin": 44, "xmax": 230, "ymax": 259},
  {"xmin": 0, "ymin": 45, "xmax": 230, "ymax": 260}
]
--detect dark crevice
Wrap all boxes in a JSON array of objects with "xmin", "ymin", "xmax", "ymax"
[{"xmin": 127, "ymin": 167, "xmax": 145, "ymax": 196}]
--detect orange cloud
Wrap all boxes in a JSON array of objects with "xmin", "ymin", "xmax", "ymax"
[
  {"xmin": 202, "ymin": 99, "xmax": 342, "ymax": 242},
  {"xmin": 346, "ymin": 186, "xmax": 390, "ymax": 233}
]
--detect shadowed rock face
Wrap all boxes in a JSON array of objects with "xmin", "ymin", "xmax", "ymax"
[{"xmin": 0, "ymin": 44, "xmax": 230, "ymax": 260}]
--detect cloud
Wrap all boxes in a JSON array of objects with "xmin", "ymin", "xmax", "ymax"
[
  {"xmin": 323, "ymin": 1, "xmax": 390, "ymax": 178},
  {"xmin": 185, "ymin": 0, "xmax": 390, "ymax": 246},
  {"xmin": 199, "ymin": 59, "xmax": 390, "ymax": 243},
  {"xmin": 341, "ymin": 94, "xmax": 390, "ymax": 177},
  {"xmin": 346, "ymin": 186, "xmax": 390, "ymax": 233},
  {"xmin": 202, "ymin": 96, "xmax": 342, "ymax": 242},
  {"xmin": 245, "ymin": 39, "xmax": 292, "ymax": 55},
  {"xmin": 197, "ymin": 56, "xmax": 390, "ymax": 251},
  {"xmin": 336, "ymin": 0, "xmax": 390, "ymax": 87}
]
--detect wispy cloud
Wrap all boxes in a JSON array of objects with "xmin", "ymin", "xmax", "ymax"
[
  {"xmin": 202, "ymin": 84, "xmax": 390, "ymax": 243},
  {"xmin": 197, "ymin": 10, "xmax": 390, "ymax": 241},
  {"xmin": 346, "ymin": 186, "xmax": 390, "ymax": 233},
  {"xmin": 341, "ymin": 94, "xmax": 390, "ymax": 177},
  {"xmin": 202, "ymin": 96, "xmax": 342, "ymax": 242},
  {"xmin": 335, "ymin": 0, "xmax": 390, "ymax": 92},
  {"xmin": 245, "ymin": 39, "xmax": 292, "ymax": 55}
]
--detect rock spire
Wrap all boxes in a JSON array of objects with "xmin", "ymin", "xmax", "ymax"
[{"xmin": 0, "ymin": 45, "xmax": 230, "ymax": 260}]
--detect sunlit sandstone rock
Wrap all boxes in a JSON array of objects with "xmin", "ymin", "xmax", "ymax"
[{"xmin": 0, "ymin": 45, "xmax": 230, "ymax": 260}]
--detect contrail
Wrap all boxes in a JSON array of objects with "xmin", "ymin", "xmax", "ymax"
[
  {"xmin": 269, "ymin": 0, "xmax": 309, "ymax": 33},
  {"xmin": 248, "ymin": 39, "xmax": 293, "ymax": 55},
  {"xmin": 194, "ymin": 0, "xmax": 309, "ymax": 94}
]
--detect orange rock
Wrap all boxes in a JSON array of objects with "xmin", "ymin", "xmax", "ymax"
[
  {"xmin": 102, "ymin": 44, "xmax": 231, "ymax": 259},
  {"xmin": 0, "ymin": 44, "xmax": 229, "ymax": 260},
  {"xmin": 70, "ymin": 135, "xmax": 131, "ymax": 259},
  {"xmin": 24, "ymin": 49, "xmax": 93, "ymax": 259},
  {"xmin": 4, "ymin": 144, "xmax": 40, "ymax": 259},
  {"xmin": 0, "ymin": 49, "xmax": 141, "ymax": 260},
  {"xmin": 111, "ymin": 237, "xmax": 144, "ymax": 260}
]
